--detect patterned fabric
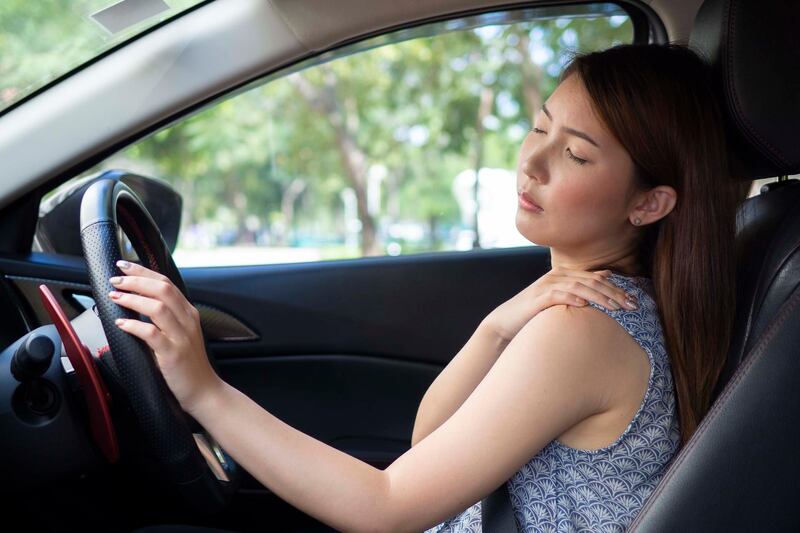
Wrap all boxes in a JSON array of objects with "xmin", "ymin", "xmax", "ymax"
[{"xmin": 424, "ymin": 273, "xmax": 681, "ymax": 533}]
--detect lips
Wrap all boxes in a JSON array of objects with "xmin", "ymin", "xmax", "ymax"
[{"xmin": 518, "ymin": 191, "xmax": 543, "ymax": 212}]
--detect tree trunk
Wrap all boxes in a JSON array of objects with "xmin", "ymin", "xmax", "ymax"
[
  {"xmin": 289, "ymin": 71, "xmax": 379, "ymax": 256},
  {"xmin": 223, "ymin": 174, "xmax": 248, "ymax": 243},
  {"xmin": 428, "ymin": 215, "xmax": 439, "ymax": 249},
  {"xmin": 279, "ymin": 178, "xmax": 306, "ymax": 246},
  {"xmin": 515, "ymin": 30, "xmax": 543, "ymax": 124},
  {"xmin": 472, "ymin": 86, "xmax": 494, "ymax": 249}
]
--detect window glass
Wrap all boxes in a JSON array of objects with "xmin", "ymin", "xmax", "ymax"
[
  {"xmin": 40, "ymin": 4, "xmax": 634, "ymax": 267},
  {"xmin": 0, "ymin": 0, "xmax": 206, "ymax": 114}
]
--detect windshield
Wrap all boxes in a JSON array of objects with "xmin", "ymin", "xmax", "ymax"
[{"xmin": 0, "ymin": 0, "xmax": 207, "ymax": 114}]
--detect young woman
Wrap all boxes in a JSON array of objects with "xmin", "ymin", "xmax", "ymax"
[{"xmin": 109, "ymin": 43, "xmax": 747, "ymax": 532}]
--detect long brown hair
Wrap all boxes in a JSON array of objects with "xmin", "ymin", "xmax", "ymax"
[{"xmin": 560, "ymin": 44, "xmax": 749, "ymax": 445}]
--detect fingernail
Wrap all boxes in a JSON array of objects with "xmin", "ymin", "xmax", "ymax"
[
  {"xmin": 109, "ymin": 276, "xmax": 122, "ymax": 285},
  {"xmin": 115, "ymin": 318, "xmax": 125, "ymax": 326},
  {"xmin": 109, "ymin": 290, "xmax": 121, "ymax": 299},
  {"xmin": 625, "ymin": 298, "xmax": 638, "ymax": 309},
  {"xmin": 117, "ymin": 260, "xmax": 131, "ymax": 270}
]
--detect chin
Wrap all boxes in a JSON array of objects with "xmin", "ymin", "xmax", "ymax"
[{"xmin": 515, "ymin": 211, "xmax": 549, "ymax": 245}]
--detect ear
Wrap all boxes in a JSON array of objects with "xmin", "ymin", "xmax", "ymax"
[{"xmin": 628, "ymin": 185, "xmax": 677, "ymax": 226}]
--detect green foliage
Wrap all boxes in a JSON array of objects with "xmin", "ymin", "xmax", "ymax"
[
  {"xmin": 0, "ymin": 0, "xmax": 201, "ymax": 109},
  {"xmin": 25, "ymin": 7, "xmax": 632, "ymax": 260}
]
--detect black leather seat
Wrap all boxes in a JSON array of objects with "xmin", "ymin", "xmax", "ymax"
[
  {"xmin": 627, "ymin": 0, "xmax": 800, "ymax": 530},
  {"xmin": 713, "ymin": 178, "xmax": 800, "ymax": 399},
  {"xmin": 484, "ymin": 1, "xmax": 800, "ymax": 530}
]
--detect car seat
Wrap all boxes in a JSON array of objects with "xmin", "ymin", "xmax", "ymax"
[
  {"xmin": 483, "ymin": 0, "xmax": 800, "ymax": 530},
  {"xmin": 627, "ymin": 0, "xmax": 800, "ymax": 530}
]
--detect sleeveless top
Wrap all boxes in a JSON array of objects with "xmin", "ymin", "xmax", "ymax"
[{"xmin": 424, "ymin": 273, "xmax": 682, "ymax": 533}]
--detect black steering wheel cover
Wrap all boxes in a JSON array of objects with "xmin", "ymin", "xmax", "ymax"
[{"xmin": 79, "ymin": 179, "xmax": 206, "ymax": 485}]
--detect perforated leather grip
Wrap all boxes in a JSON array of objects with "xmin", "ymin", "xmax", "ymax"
[{"xmin": 80, "ymin": 179, "xmax": 204, "ymax": 483}]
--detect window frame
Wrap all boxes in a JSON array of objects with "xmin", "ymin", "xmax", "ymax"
[{"xmin": 29, "ymin": 1, "xmax": 662, "ymax": 265}]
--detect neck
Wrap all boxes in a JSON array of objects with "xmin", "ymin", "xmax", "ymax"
[{"xmin": 549, "ymin": 246, "xmax": 643, "ymax": 276}]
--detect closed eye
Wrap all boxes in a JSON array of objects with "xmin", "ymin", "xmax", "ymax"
[
  {"xmin": 531, "ymin": 127, "xmax": 589, "ymax": 165},
  {"xmin": 566, "ymin": 148, "xmax": 588, "ymax": 166}
]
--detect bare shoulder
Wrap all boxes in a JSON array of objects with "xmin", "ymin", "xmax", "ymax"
[
  {"xmin": 381, "ymin": 304, "xmax": 647, "ymax": 529},
  {"xmin": 513, "ymin": 303, "xmax": 649, "ymax": 406},
  {"xmin": 517, "ymin": 303, "xmax": 633, "ymax": 355}
]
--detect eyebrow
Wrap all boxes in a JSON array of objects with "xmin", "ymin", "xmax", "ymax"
[{"xmin": 541, "ymin": 104, "xmax": 600, "ymax": 148}]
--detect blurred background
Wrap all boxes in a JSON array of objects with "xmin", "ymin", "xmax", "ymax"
[{"xmin": 4, "ymin": 2, "xmax": 647, "ymax": 266}]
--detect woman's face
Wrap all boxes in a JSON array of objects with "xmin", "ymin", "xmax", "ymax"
[{"xmin": 516, "ymin": 73, "xmax": 639, "ymax": 259}]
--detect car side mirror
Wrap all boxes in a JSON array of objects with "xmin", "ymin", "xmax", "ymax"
[{"xmin": 35, "ymin": 170, "xmax": 182, "ymax": 257}]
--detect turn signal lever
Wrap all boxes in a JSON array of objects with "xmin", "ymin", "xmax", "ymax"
[
  {"xmin": 11, "ymin": 334, "xmax": 57, "ymax": 414},
  {"xmin": 12, "ymin": 335, "xmax": 55, "ymax": 380}
]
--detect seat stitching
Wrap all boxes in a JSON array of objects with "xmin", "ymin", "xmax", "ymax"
[
  {"xmin": 629, "ymin": 280, "xmax": 800, "ymax": 528},
  {"xmin": 725, "ymin": 0, "xmax": 790, "ymax": 169}
]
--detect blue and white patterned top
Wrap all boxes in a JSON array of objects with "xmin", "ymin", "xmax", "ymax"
[{"xmin": 425, "ymin": 273, "xmax": 681, "ymax": 533}]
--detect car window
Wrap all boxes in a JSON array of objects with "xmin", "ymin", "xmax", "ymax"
[
  {"xmin": 0, "ymin": 0, "xmax": 208, "ymax": 115},
  {"xmin": 38, "ymin": 3, "xmax": 635, "ymax": 267}
]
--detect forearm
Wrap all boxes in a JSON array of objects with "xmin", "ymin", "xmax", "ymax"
[
  {"xmin": 191, "ymin": 382, "xmax": 390, "ymax": 533},
  {"xmin": 411, "ymin": 320, "xmax": 509, "ymax": 446}
]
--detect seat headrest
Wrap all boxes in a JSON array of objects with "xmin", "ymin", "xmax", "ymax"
[{"xmin": 689, "ymin": 0, "xmax": 800, "ymax": 179}]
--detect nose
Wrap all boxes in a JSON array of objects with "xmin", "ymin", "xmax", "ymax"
[{"xmin": 520, "ymin": 140, "xmax": 549, "ymax": 184}]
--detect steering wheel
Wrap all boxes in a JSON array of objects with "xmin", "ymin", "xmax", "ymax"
[{"xmin": 79, "ymin": 177, "xmax": 239, "ymax": 511}]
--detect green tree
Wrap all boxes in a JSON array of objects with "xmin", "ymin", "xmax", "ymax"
[{"xmin": 70, "ymin": 12, "xmax": 632, "ymax": 259}]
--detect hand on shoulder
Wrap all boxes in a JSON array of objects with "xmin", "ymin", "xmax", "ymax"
[{"xmin": 482, "ymin": 268, "xmax": 638, "ymax": 344}]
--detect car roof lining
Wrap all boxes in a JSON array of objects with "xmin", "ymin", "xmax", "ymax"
[{"xmin": 0, "ymin": 0, "xmax": 702, "ymax": 211}]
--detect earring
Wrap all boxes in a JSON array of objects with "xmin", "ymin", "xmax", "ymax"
[{"xmin": 633, "ymin": 217, "xmax": 641, "ymax": 226}]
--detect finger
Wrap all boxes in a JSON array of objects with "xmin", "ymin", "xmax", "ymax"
[
  {"xmin": 550, "ymin": 289, "xmax": 588, "ymax": 307},
  {"xmin": 114, "ymin": 317, "xmax": 170, "ymax": 353},
  {"xmin": 110, "ymin": 274, "xmax": 181, "ymax": 306},
  {"xmin": 586, "ymin": 276, "xmax": 637, "ymax": 307},
  {"xmin": 559, "ymin": 271, "xmax": 637, "ymax": 307},
  {"xmin": 109, "ymin": 275, "xmax": 195, "ymax": 328},
  {"xmin": 562, "ymin": 281, "xmax": 638, "ymax": 310},
  {"xmin": 109, "ymin": 290, "xmax": 185, "ymax": 338},
  {"xmin": 116, "ymin": 260, "xmax": 169, "ymax": 282}
]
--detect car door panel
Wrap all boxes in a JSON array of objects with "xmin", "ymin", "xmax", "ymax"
[{"xmin": 0, "ymin": 245, "xmax": 550, "ymax": 529}]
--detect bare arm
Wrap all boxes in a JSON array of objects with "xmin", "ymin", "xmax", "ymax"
[
  {"xmin": 411, "ymin": 320, "xmax": 509, "ymax": 447},
  {"xmin": 109, "ymin": 262, "xmax": 627, "ymax": 533},
  {"xmin": 411, "ymin": 268, "xmax": 634, "ymax": 447},
  {"xmin": 184, "ymin": 305, "xmax": 612, "ymax": 533}
]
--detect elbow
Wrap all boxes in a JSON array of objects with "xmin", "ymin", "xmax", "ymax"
[{"xmin": 348, "ymin": 471, "xmax": 401, "ymax": 533}]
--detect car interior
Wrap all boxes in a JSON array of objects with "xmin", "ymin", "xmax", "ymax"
[{"xmin": 0, "ymin": 0, "xmax": 798, "ymax": 532}]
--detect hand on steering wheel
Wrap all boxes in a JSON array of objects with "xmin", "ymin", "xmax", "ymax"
[
  {"xmin": 109, "ymin": 260, "xmax": 225, "ymax": 417},
  {"xmin": 80, "ymin": 177, "xmax": 238, "ymax": 511}
]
